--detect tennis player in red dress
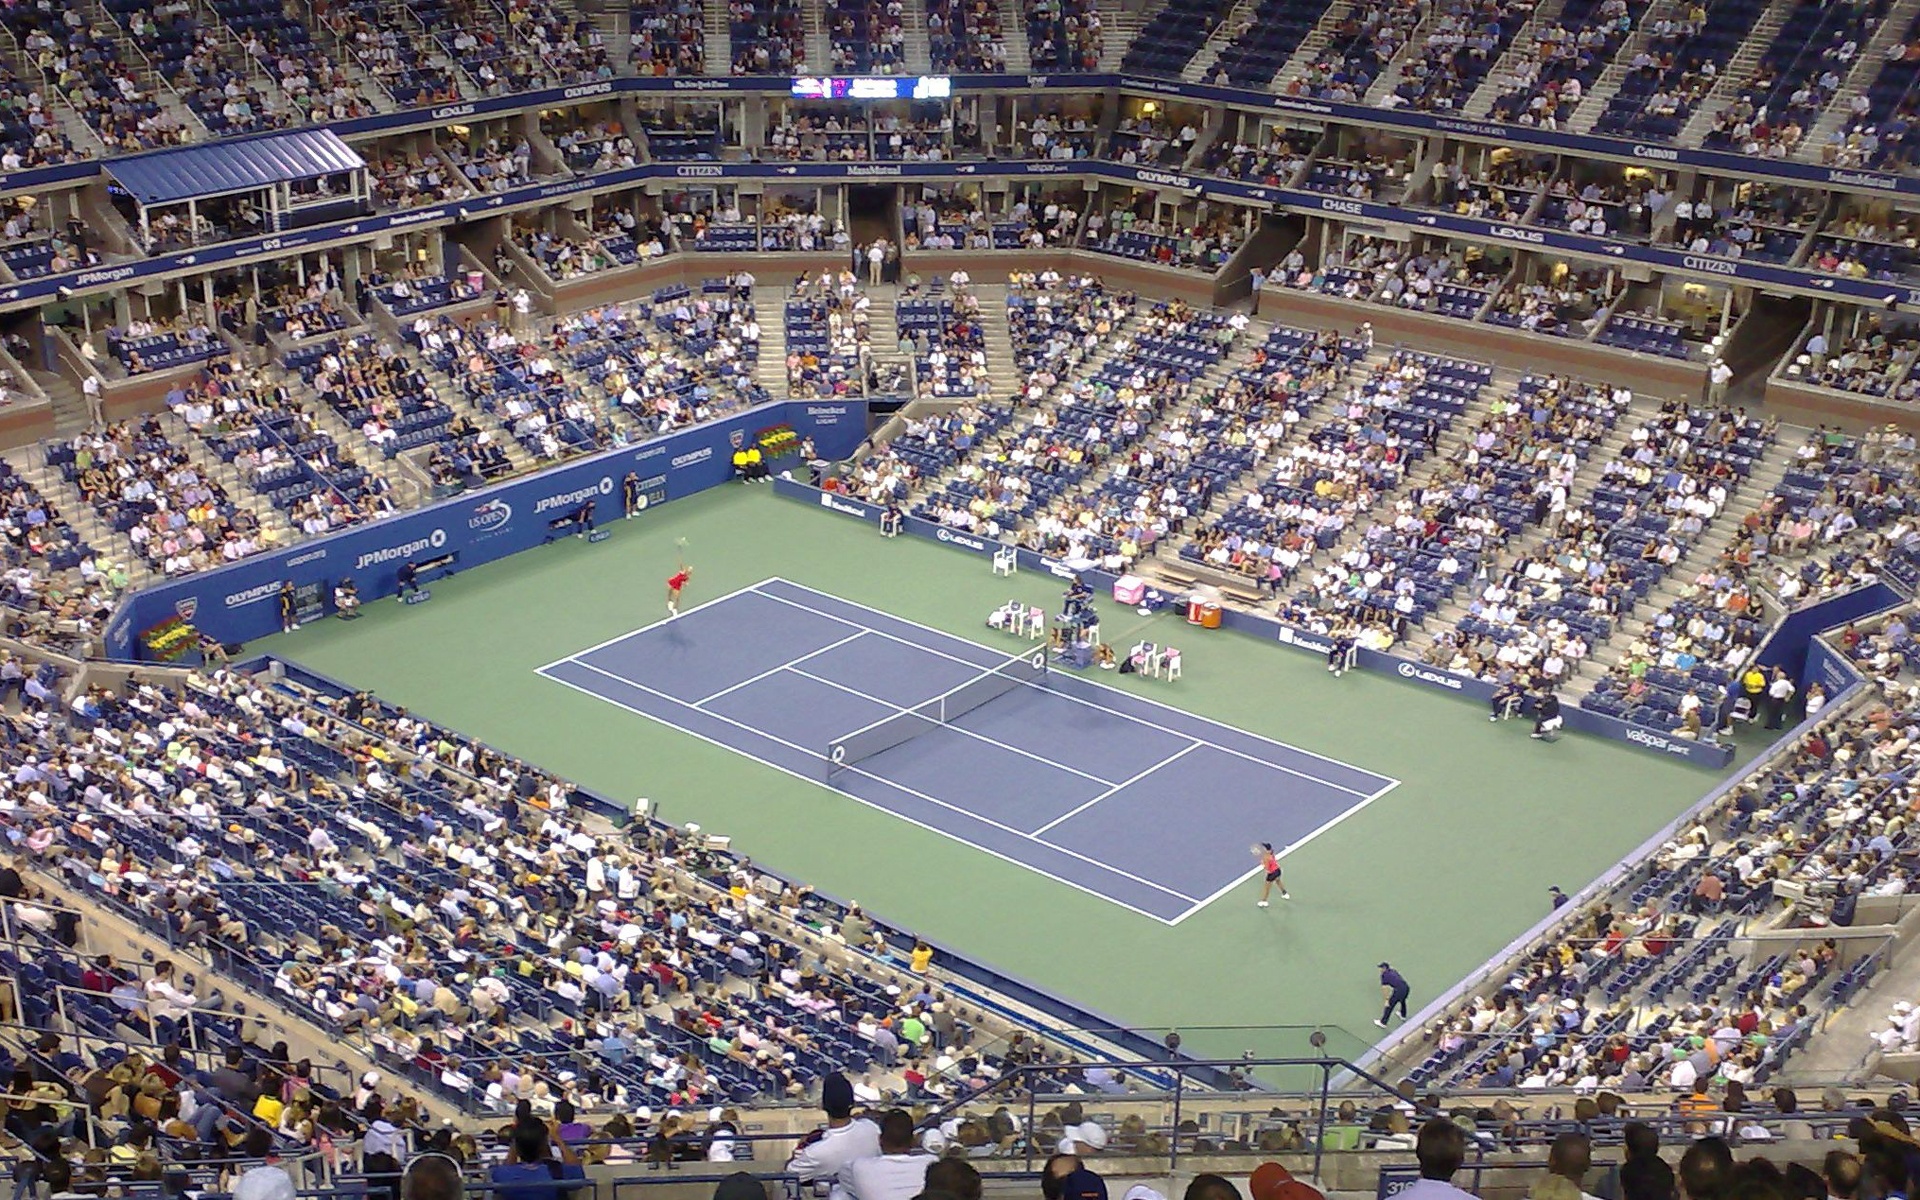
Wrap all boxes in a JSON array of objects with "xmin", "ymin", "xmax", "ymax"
[{"xmin": 666, "ymin": 566, "xmax": 693, "ymax": 616}]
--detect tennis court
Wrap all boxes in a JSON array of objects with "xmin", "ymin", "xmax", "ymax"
[{"xmin": 535, "ymin": 577, "xmax": 1398, "ymax": 923}]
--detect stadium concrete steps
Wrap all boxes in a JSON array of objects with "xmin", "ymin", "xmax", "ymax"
[
  {"xmin": 1359, "ymin": 4, "xmax": 1442, "ymax": 107},
  {"xmin": 902, "ymin": 304, "xmax": 1150, "ymax": 513},
  {"xmin": 866, "ymin": 289, "xmax": 903, "ymax": 389},
  {"xmin": 1460, "ymin": 0, "xmax": 1572, "ymax": 120},
  {"xmin": 404, "ymin": 342, "xmax": 540, "ymax": 475},
  {"xmin": 1798, "ymin": 0, "xmax": 1920, "ymax": 163},
  {"xmin": 8, "ymin": 450, "xmax": 148, "ymax": 589},
  {"xmin": 703, "ymin": 0, "xmax": 735, "ymax": 74},
  {"xmin": 804, "ymin": 0, "xmax": 830, "ymax": 74},
  {"xmin": 1564, "ymin": 6, "xmax": 1674, "ymax": 135},
  {"xmin": 1399, "ymin": 402, "xmax": 1646, "ymax": 659},
  {"xmin": 1181, "ymin": 0, "xmax": 1261, "ymax": 83},
  {"xmin": 1036, "ymin": 315, "xmax": 1274, "ymax": 536},
  {"xmin": 1099, "ymin": 0, "xmax": 1157, "ymax": 70},
  {"xmin": 273, "ymin": 357, "xmax": 435, "ymax": 509},
  {"xmin": 1563, "ymin": 433, "xmax": 1797, "ymax": 698},
  {"xmin": 1273, "ymin": 3, "xmax": 1378, "ymax": 92},
  {"xmin": 897, "ymin": 0, "xmax": 933, "ymax": 75},
  {"xmin": 1675, "ymin": 0, "xmax": 1796, "ymax": 148},
  {"xmin": 32, "ymin": 374, "xmax": 94, "ymax": 438},
  {"xmin": 971, "ymin": 284, "xmax": 1024, "ymax": 400},
  {"xmin": 753, "ymin": 285, "xmax": 793, "ymax": 398},
  {"xmin": 1003, "ymin": 25, "xmax": 1033, "ymax": 73}
]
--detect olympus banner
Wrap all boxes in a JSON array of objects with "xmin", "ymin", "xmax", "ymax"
[
  {"xmin": 774, "ymin": 476, "xmax": 1739, "ymax": 768},
  {"xmin": 105, "ymin": 400, "xmax": 864, "ymax": 658}
]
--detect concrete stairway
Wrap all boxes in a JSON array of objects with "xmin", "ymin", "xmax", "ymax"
[
  {"xmin": 897, "ymin": 0, "xmax": 933, "ymax": 74},
  {"xmin": 1101, "ymin": 0, "xmax": 1165, "ymax": 68},
  {"xmin": 1797, "ymin": 0, "xmax": 1920, "ymax": 161},
  {"xmin": 1674, "ymin": 0, "xmax": 1796, "ymax": 147},
  {"xmin": 30, "ymin": 373, "xmax": 94, "ymax": 438},
  {"xmin": 1359, "ymin": 8, "xmax": 1438, "ymax": 105},
  {"xmin": 902, "ymin": 303, "xmax": 1148, "ymax": 512},
  {"xmin": 1181, "ymin": 0, "xmax": 1258, "ymax": 82},
  {"xmin": 1397, "ymin": 410, "xmax": 1644, "ymax": 660},
  {"xmin": 1001, "ymin": 17, "xmax": 1034, "ymax": 71},
  {"xmin": 1460, "ymin": 0, "xmax": 1571, "ymax": 119},
  {"xmin": 6, "ymin": 448, "xmax": 145, "ymax": 588},
  {"xmin": 1565, "ymin": 3, "xmax": 1679, "ymax": 135},
  {"xmin": 969, "ymin": 283, "xmax": 1023, "ymax": 400},
  {"xmin": 753, "ymin": 285, "xmax": 793, "ymax": 398},
  {"xmin": 803, "ymin": 0, "xmax": 830, "ymax": 72},
  {"xmin": 1562, "ymin": 439, "xmax": 1795, "ymax": 700},
  {"xmin": 704, "ymin": 0, "xmax": 735, "ymax": 73}
]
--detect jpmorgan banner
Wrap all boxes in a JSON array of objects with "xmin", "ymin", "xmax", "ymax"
[{"xmin": 105, "ymin": 400, "xmax": 864, "ymax": 657}]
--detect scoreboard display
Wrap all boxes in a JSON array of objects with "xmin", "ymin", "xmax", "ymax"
[{"xmin": 789, "ymin": 76, "xmax": 952, "ymax": 100}]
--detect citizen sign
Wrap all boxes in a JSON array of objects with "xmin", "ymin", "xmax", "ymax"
[
  {"xmin": 1682, "ymin": 255, "xmax": 1739, "ymax": 276},
  {"xmin": 675, "ymin": 166, "xmax": 724, "ymax": 177}
]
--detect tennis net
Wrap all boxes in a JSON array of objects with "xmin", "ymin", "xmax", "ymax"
[{"xmin": 827, "ymin": 648, "xmax": 1049, "ymax": 776}]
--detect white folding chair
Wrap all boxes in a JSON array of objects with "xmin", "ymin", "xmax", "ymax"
[
  {"xmin": 992, "ymin": 546, "xmax": 1017, "ymax": 577},
  {"xmin": 1023, "ymin": 606, "xmax": 1046, "ymax": 639},
  {"xmin": 1164, "ymin": 650, "xmax": 1182, "ymax": 681}
]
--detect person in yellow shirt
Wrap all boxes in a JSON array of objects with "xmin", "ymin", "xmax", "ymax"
[{"xmin": 909, "ymin": 940, "xmax": 934, "ymax": 973}]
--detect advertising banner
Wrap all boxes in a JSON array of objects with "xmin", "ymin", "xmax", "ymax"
[
  {"xmin": 772, "ymin": 477, "xmax": 1738, "ymax": 767},
  {"xmin": 106, "ymin": 400, "xmax": 864, "ymax": 658}
]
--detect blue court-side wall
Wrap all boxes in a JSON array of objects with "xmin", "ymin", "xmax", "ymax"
[
  {"xmin": 774, "ymin": 477, "xmax": 1748, "ymax": 768},
  {"xmin": 104, "ymin": 401, "xmax": 866, "ymax": 659},
  {"xmin": 1746, "ymin": 582, "xmax": 1905, "ymax": 691}
]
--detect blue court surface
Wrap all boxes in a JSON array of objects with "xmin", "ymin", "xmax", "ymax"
[{"xmin": 536, "ymin": 578, "xmax": 1399, "ymax": 923}]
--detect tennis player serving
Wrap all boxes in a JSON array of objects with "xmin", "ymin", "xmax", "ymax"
[
  {"xmin": 666, "ymin": 538, "xmax": 693, "ymax": 616},
  {"xmin": 1255, "ymin": 842, "xmax": 1290, "ymax": 907}
]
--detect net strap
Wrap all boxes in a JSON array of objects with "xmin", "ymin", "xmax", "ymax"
[{"xmin": 827, "ymin": 647, "xmax": 1048, "ymax": 774}]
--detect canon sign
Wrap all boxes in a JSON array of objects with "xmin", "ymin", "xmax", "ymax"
[{"xmin": 1631, "ymin": 144, "xmax": 1680, "ymax": 161}]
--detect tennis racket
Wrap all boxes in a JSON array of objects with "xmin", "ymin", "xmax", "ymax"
[{"xmin": 676, "ymin": 537, "xmax": 689, "ymax": 569}]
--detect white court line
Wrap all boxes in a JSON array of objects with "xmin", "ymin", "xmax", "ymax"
[
  {"xmin": 534, "ymin": 576, "xmax": 782, "ymax": 673},
  {"xmin": 784, "ymin": 665, "xmax": 1119, "ymax": 788},
  {"xmin": 1028, "ymin": 742, "xmax": 1204, "ymax": 837},
  {"xmin": 535, "ymin": 666, "xmax": 1185, "ymax": 925},
  {"xmin": 761, "ymin": 578, "xmax": 1397, "ymax": 784},
  {"xmin": 1165, "ymin": 776, "xmax": 1405, "ymax": 926},
  {"xmin": 751, "ymin": 583, "xmax": 1389, "ymax": 798},
  {"xmin": 694, "ymin": 632, "xmax": 870, "ymax": 707},
  {"xmin": 560, "ymin": 656, "xmax": 1204, "ymax": 907}
]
